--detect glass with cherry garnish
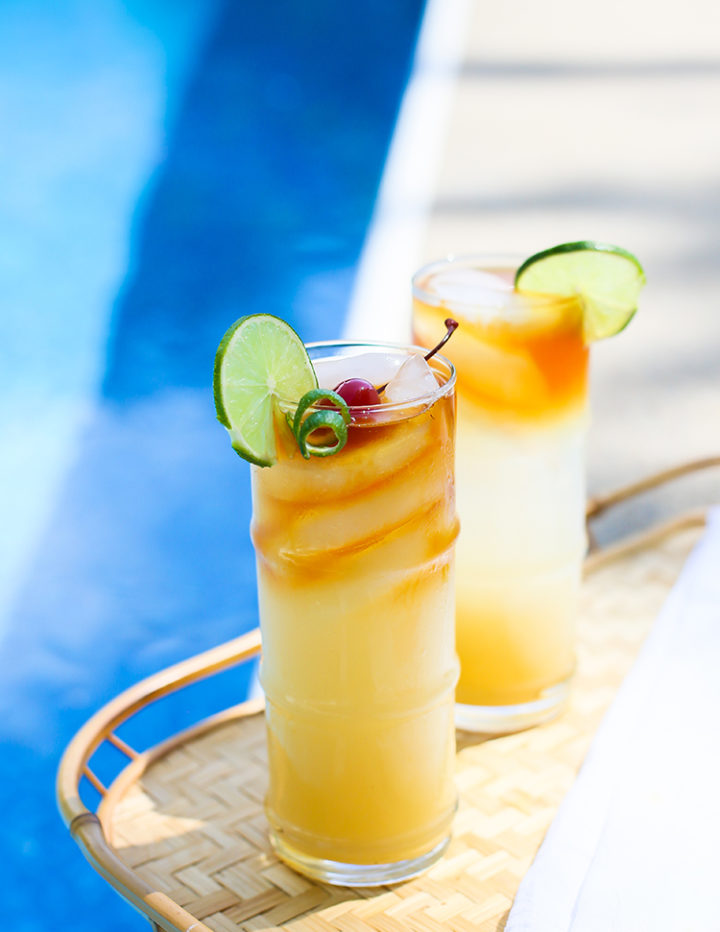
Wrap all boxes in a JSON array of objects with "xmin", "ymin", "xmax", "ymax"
[{"xmin": 252, "ymin": 327, "xmax": 459, "ymax": 885}]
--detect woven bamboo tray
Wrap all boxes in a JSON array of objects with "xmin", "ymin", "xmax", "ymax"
[{"xmin": 57, "ymin": 459, "xmax": 718, "ymax": 932}]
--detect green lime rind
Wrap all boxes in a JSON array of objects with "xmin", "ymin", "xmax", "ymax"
[
  {"xmin": 213, "ymin": 313, "xmax": 317, "ymax": 467},
  {"xmin": 295, "ymin": 409, "xmax": 349, "ymax": 459},
  {"xmin": 514, "ymin": 241, "xmax": 646, "ymax": 342},
  {"xmin": 292, "ymin": 389, "xmax": 350, "ymax": 459},
  {"xmin": 292, "ymin": 388, "xmax": 350, "ymax": 437}
]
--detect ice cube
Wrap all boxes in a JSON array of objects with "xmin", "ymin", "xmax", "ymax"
[
  {"xmin": 383, "ymin": 353, "xmax": 439, "ymax": 404},
  {"xmin": 314, "ymin": 352, "xmax": 404, "ymax": 390},
  {"xmin": 431, "ymin": 267, "xmax": 512, "ymax": 309}
]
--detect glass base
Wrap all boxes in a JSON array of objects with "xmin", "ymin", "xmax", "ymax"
[
  {"xmin": 269, "ymin": 831, "xmax": 451, "ymax": 887},
  {"xmin": 455, "ymin": 679, "xmax": 570, "ymax": 734}
]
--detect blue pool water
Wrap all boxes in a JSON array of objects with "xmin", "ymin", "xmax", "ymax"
[{"xmin": 0, "ymin": 1, "xmax": 423, "ymax": 928}]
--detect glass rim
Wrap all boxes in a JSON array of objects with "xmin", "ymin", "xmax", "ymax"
[
  {"xmin": 283, "ymin": 339, "xmax": 456, "ymax": 417},
  {"xmin": 411, "ymin": 253, "xmax": 581, "ymax": 312}
]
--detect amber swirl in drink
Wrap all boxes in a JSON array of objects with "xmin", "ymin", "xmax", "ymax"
[
  {"xmin": 251, "ymin": 343, "xmax": 458, "ymax": 885},
  {"xmin": 413, "ymin": 258, "xmax": 588, "ymax": 733}
]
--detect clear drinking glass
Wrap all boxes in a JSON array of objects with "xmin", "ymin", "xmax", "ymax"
[
  {"xmin": 251, "ymin": 341, "xmax": 459, "ymax": 885},
  {"xmin": 413, "ymin": 257, "xmax": 589, "ymax": 732}
]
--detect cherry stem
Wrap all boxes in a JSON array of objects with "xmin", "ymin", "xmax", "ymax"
[
  {"xmin": 377, "ymin": 318, "xmax": 459, "ymax": 395},
  {"xmin": 424, "ymin": 318, "xmax": 459, "ymax": 362}
]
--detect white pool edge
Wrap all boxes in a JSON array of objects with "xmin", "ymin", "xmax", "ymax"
[{"xmin": 342, "ymin": 0, "xmax": 473, "ymax": 343}]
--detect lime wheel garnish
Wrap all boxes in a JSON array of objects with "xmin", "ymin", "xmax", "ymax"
[
  {"xmin": 213, "ymin": 314, "xmax": 317, "ymax": 466},
  {"xmin": 515, "ymin": 241, "xmax": 645, "ymax": 341}
]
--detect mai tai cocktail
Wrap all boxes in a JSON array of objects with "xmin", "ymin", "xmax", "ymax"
[
  {"xmin": 413, "ymin": 243, "xmax": 645, "ymax": 732},
  {"xmin": 214, "ymin": 315, "xmax": 459, "ymax": 885}
]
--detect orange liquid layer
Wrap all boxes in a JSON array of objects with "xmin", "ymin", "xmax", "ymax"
[
  {"xmin": 454, "ymin": 563, "xmax": 579, "ymax": 706},
  {"xmin": 252, "ymin": 382, "xmax": 458, "ymax": 864},
  {"xmin": 413, "ymin": 292, "xmax": 588, "ymax": 421},
  {"xmin": 413, "ymin": 268, "xmax": 587, "ymax": 711}
]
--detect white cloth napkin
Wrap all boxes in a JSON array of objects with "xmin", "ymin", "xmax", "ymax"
[{"xmin": 507, "ymin": 508, "xmax": 720, "ymax": 932}]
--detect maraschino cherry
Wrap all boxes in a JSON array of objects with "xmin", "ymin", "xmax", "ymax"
[{"xmin": 333, "ymin": 378, "xmax": 382, "ymax": 407}]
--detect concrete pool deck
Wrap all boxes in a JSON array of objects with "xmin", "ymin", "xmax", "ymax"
[{"xmin": 349, "ymin": 0, "xmax": 720, "ymax": 538}]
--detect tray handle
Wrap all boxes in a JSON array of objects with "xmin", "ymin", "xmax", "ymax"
[
  {"xmin": 57, "ymin": 628, "xmax": 262, "ymax": 930},
  {"xmin": 585, "ymin": 455, "xmax": 719, "ymax": 569}
]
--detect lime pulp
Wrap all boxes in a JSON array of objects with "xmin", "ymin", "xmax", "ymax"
[
  {"xmin": 213, "ymin": 314, "xmax": 317, "ymax": 466},
  {"xmin": 514, "ymin": 241, "xmax": 645, "ymax": 341}
]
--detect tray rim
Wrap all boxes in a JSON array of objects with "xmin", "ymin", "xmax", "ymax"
[{"xmin": 56, "ymin": 458, "xmax": 717, "ymax": 932}]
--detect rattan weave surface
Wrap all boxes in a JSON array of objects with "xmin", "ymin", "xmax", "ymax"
[{"xmin": 100, "ymin": 529, "xmax": 699, "ymax": 932}]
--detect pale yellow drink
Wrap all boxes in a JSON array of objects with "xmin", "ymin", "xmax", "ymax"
[
  {"xmin": 251, "ymin": 343, "xmax": 458, "ymax": 884},
  {"xmin": 413, "ymin": 259, "xmax": 589, "ymax": 732}
]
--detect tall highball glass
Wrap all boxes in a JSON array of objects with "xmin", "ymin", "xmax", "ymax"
[
  {"xmin": 413, "ymin": 257, "xmax": 588, "ymax": 733},
  {"xmin": 251, "ymin": 342, "xmax": 458, "ymax": 885}
]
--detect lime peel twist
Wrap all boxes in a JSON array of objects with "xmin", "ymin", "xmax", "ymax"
[{"xmin": 292, "ymin": 388, "xmax": 351, "ymax": 459}]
